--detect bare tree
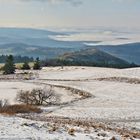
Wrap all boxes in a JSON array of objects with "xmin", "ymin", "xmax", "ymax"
[{"xmin": 16, "ymin": 86, "xmax": 59, "ymax": 106}]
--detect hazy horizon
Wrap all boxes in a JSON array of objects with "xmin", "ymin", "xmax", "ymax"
[{"xmin": 0, "ymin": 0, "xmax": 140, "ymax": 28}]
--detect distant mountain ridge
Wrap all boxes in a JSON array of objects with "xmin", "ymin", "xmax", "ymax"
[
  {"xmin": 0, "ymin": 28, "xmax": 139, "ymax": 64},
  {"xmin": 86, "ymin": 43, "xmax": 140, "ymax": 64},
  {"xmin": 59, "ymin": 48, "xmax": 130, "ymax": 67},
  {"xmin": 0, "ymin": 27, "xmax": 83, "ymax": 49},
  {"xmin": 0, "ymin": 43, "xmax": 74, "ymax": 59}
]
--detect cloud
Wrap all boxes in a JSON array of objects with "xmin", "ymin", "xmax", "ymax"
[
  {"xmin": 21, "ymin": 0, "xmax": 83, "ymax": 6},
  {"xmin": 111, "ymin": 0, "xmax": 137, "ymax": 3}
]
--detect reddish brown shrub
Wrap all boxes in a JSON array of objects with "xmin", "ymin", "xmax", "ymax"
[{"xmin": 0, "ymin": 104, "xmax": 42, "ymax": 115}]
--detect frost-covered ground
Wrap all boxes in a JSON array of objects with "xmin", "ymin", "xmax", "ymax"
[
  {"xmin": 0, "ymin": 66, "xmax": 140, "ymax": 139},
  {"xmin": 41, "ymin": 66, "xmax": 140, "ymax": 79},
  {"xmin": 0, "ymin": 81, "xmax": 81, "ymax": 105},
  {"xmin": 39, "ymin": 67, "xmax": 140, "ymax": 125},
  {"xmin": 0, "ymin": 81, "xmax": 43, "ymax": 104},
  {"xmin": 0, "ymin": 115, "xmax": 123, "ymax": 140}
]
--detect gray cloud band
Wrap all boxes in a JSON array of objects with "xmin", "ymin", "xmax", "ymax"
[{"xmin": 21, "ymin": 0, "xmax": 83, "ymax": 6}]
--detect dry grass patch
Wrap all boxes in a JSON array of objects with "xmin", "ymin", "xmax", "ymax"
[
  {"xmin": 68, "ymin": 128, "xmax": 75, "ymax": 136},
  {"xmin": 21, "ymin": 115, "xmax": 140, "ymax": 139},
  {"xmin": 0, "ymin": 104, "xmax": 42, "ymax": 115},
  {"xmin": 96, "ymin": 77, "xmax": 140, "ymax": 84}
]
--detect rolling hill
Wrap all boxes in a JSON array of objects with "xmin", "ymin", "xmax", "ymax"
[
  {"xmin": 0, "ymin": 43, "xmax": 74, "ymax": 59},
  {"xmin": 86, "ymin": 43, "xmax": 140, "ymax": 64},
  {"xmin": 0, "ymin": 28, "xmax": 139, "ymax": 65},
  {"xmin": 59, "ymin": 48, "xmax": 130, "ymax": 67}
]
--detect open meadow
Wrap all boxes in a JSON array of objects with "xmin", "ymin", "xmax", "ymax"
[{"xmin": 0, "ymin": 66, "xmax": 140, "ymax": 139}]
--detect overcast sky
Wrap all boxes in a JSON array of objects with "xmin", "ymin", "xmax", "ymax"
[{"xmin": 0, "ymin": 0, "xmax": 139, "ymax": 28}]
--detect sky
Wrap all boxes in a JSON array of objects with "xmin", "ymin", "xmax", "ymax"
[{"xmin": 0, "ymin": 0, "xmax": 140, "ymax": 28}]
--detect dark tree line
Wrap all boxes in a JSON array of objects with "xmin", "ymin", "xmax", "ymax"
[
  {"xmin": 0, "ymin": 55, "xmax": 34, "ymax": 63},
  {"xmin": 42, "ymin": 58, "xmax": 139, "ymax": 69}
]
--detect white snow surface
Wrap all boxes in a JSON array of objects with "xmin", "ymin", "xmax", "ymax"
[
  {"xmin": 40, "ymin": 66, "xmax": 140, "ymax": 80},
  {"xmin": 39, "ymin": 67, "xmax": 140, "ymax": 124},
  {"xmin": 0, "ymin": 81, "xmax": 43, "ymax": 104},
  {"xmin": 0, "ymin": 66, "xmax": 140, "ymax": 139},
  {"xmin": 0, "ymin": 115, "xmax": 122, "ymax": 140}
]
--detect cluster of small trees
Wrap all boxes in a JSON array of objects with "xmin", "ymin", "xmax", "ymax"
[
  {"xmin": 21, "ymin": 57, "xmax": 41, "ymax": 70},
  {"xmin": 1, "ymin": 55, "xmax": 41, "ymax": 75}
]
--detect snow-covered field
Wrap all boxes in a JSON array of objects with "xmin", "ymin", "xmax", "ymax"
[
  {"xmin": 0, "ymin": 66, "xmax": 140, "ymax": 139},
  {"xmin": 0, "ymin": 115, "xmax": 123, "ymax": 140},
  {"xmin": 41, "ymin": 66, "xmax": 140, "ymax": 79},
  {"xmin": 0, "ymin": 81, "xmax": 43, "ymax": 104},
  {"xmin": 39, "ymin": 67, "xmax": 140, "ymax": 125}
]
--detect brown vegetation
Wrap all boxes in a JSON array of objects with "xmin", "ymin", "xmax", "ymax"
[
  {"xmin": 21, "ymin": 115, "xmax": 140, "ymax": 139},
  {"xmin": 68, "ymin": 128, "xmax": 75, "ymax": 135},
  {"xmin": 45, "ymin": 83, "xmax": 92, "ymax": 99},
  {"xmin": 16, "ymin": 86, "xmax": 59, "ymax": 106},
  {"xmin": 96, "ymin": 77, "xmax": 140, "ymax": 84},
  {"xmin": 0, "ymin": 104, "xmax": 42, "ymax": 115}
]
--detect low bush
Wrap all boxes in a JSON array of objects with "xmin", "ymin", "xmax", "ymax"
[
  {"xmin": 0, "ymin": 104, "xmax": 42, "ymax": 115},
  {"xmin": 21, "ymin": 62, "xmax": 30, "ymax": 70}
]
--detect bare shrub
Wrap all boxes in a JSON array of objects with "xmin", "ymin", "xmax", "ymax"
[
  {"xmin": 16, "ymin": 86, "xmax": 59, "ymax": 106},
  {"xmin": 0, "ymin": 100, "xmax": 42, "ymax": 115}
]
